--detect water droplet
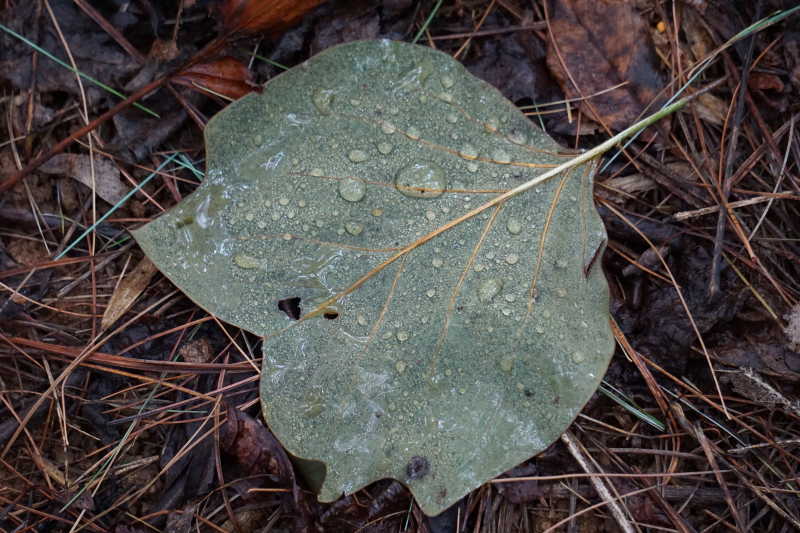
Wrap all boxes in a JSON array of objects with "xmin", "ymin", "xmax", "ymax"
[
  {"xmin": 405, "ymin": 126, "xmax": 421, "ymax": 140},
  {"xmin": 312, "ymin": 88, "xmax": 335, "ymax": 115},
  {"xmin": 381, "ymin": 121, "xmax": 396, "ymax": 135},
  {"xmin": 282, "ymin": 233, "xmax": 292, "ymax": 241},
  {"xmin": 349, "ymin": 98, "xmax": 361, "ymax": 106},
  {"xmin": 298, "ymin": 199, "xmax": 307, "ymax": 208},
  {"xmin": 441, "ymin": 75, "xmax": 455, "ymax": 89},
  {"xmin": 499, "ymin": 355, "xmax": 514, "ymax": 373},
  {"xmin": 459, "ymin": 144, "xmax": 478, "ymax": 160},
  {"xmin": 348, "ymin": 149, "xmax": 369, "ymax": 163},
  {"xmin": 572, "ymin": 352, "xmax": 585, "ymax": 363},
  {"xmin": 233, "ymin": 254, "xmax": 259, "ymax": 269},
  {"xmin": 478, "ymin": 278, "xmax": 503, "ymax": 303},
  {"xmin": 502, "ymin": 308, "xmax": 512, "ymax": 316},
  {"xmin": 286, "ymin": 210, "xmax": 296, "ymax": 219},
  {"xmin": 426, "ymin": 288, "xmax": 436, "ymax": 298},
  {"xmin": 466, "ymin": 162, "xmax": 479, "ymax": 173},
  {"xmin": 492, "ymin": 148, "xmax": 511, "ymax": 164},
  {"xmin": 338, "ymin": 178, "xmax": 366, "ymax": 202},
  {"xmin": 486, "ymin": 251, "xmax": 496, "ymax": 260},
  {"xmin": 395, "ymin": 162, "xmax": 447, "ymax": 199},
  {"xmin": 278, "ymin": 197, "xmax": 289, "ymax": 206},
  {"xmin": 345, "ymin": 221, "xmax": 364, "ymax": 235},
  {"xmin": 556, "ymin": 259, "xmax": 568, "ymax": 269},
  {"xmin": 377, "ymin": 142, "xmax": 393, "ymax": 155},
  {"xmin": 505, "ymin": 254, "xmax": 519, "ymax": 265},
  {"xmin": 425, "ymin": 210, "xmax": 436, "ymax": 221},
  {"xmin": 506, "ymin": 219, "xmax": 522, "ymax": 235},
  {"xmin": 543, "ymin": 309, "xmax": 552, "ymax": 318},
  {"xmin": 371, "ymin": 208, "xmax": 383, "ymax": 217},
  {"xmin": 396, "ymin": 360, "xmax": 407, "ymax": 373},
  {"xmin": 432, "ymin": 257, "xmax": 444, "ymax": 268},
  {"xmin": 245, "ymin": 212, "xmax": 254, "ymax": 221},
  {"xmin": 556, "ymin": 288, "xmax": 568, "ymax": 298},
  {"xmin": 507, "ymin": 130, "xmax": 527, "ymax": 145},
  {"xmin": 357, "ymin": 313, "xmax": 368, "ymax": 326},
  {"xmin": 474, "ymin": 264, "xmax": 485, "ymax": 272},
  {"xmin": 397, "ymin": 331, "xmax": 409, "ymax": 342},
  {"xmin": 504, "ymin": 294, "xmax": 516, "ymax": 302},
  {"xmin": 535, "ymin": 325, "xmax": 545, "ymax": 334},
  {"xmin": 438, "ymin": 92, "xmax": 453, "ymax": 103},
  {"xmin": 446, "ymin": 113, "xmax": 458, "ymax": 124},
  {"xmin": 484, "ymin": 118, "xmax": 499, "ymax": 133},
  {"xmin": 310, "ymin": 168, "xmax": 324, "ymax": 177}
]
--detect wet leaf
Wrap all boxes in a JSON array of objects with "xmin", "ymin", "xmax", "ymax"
[
  {"xmin": 173, "ymin": 57, "xmax": 258, "ymax": 101},
  {"xmin": 546, "ymin": 0, "xmax": 666, "ymax": 132},
  {"xmin": 133, "ymin": 40, "xmax": 614, "ymax": 516}
]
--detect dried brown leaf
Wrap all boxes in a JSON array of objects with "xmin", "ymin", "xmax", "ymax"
[
  {"xmin": 546, "ymin": 0, "xmax": 666, "ymax": 131},
  {"xmin": 173, "ymin": 57, "xmax": 258, "ymax": 101},
  {"xmin": 220, "ymin": 0, "xmax": 326, "ymax": 35},
  {"xmin": 39, "ymin": 153, "xmax": 128, "ymax": 205},
  {"xmin": 101, "ymin": 256, "xmax": 157, "ymax": 330}
]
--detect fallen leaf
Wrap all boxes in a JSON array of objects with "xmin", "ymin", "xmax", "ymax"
[
  {"xmin": 173, "ymin": 57, "xmax": 258, "ymax": 100},
  {"xmin": 101, "ymin": 256, "xmax": 158, "ymax": 330},
  {"xmin": 546, "ymin": 0, "xmax": 666, "ymax": 132},
  {"xmin": 134, "ymin": 41, "xmax": 614, "ymax": 516},
  {"xmin": 220, "ymin": 0, "xmax": 326, "ymax": 35},
  {"xmin": 39, "ymin": 153, "xmax": 128, "ymax": 205}
]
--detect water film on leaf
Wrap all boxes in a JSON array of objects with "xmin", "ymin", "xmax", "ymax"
[{"xmin": 133, "ymin": 40, "xmax": 615, "ymax": 516}]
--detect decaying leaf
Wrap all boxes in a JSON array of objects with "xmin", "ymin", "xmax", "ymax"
[
  {"xmin": 101, "ymin": 256, "xmax": 157, "ymax": 330},
  {"xmin": 173, "ymin": 57, "xmax": 258, "ymax": 100},
  {"xmin": 220, "ymin": 0, "xmax": 326, "ymax": 34},
  {"xmin": 39, "ymin": 153, "xmax": 128, "ymax": 205},
  {"xmin": 546, "ymin": 0, "xmax": 666, "ymax": 132},
  {"xmin": 133, "ymin": 40, "xmax": 614, "ymax": 516}
]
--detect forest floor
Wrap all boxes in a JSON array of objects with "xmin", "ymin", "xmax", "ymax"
[{"xmin": 1, "ymin": 1, "xmax": 799, "ymax": 532}]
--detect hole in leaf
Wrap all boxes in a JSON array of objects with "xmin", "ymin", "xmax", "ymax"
[{"xmin": 277, "ymin": 297, "xmax": 302, "ymax": 320}]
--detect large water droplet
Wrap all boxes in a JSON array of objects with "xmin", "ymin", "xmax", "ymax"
[
  {"xmin": 338, "ymin": 178, "xmax": 366, "ymax": 202},
  {"xmin": 506, "ymin": 219, "xmax": 522, "ymax": 235},
  {"xmin": 507, "ymin": 130, "xmax": 527, "ymax": 145},
  {"xmin": 441, "ymin": 75, "xmax": 455, "ymax": 89},
  {"xmin": 312, "ymin": 88, "xmax": 335, "ymax": 115},
  {"xmin": 405, "ymin": 126, "xmax": 421, "ymax": 140},
  {"xmin": 233, "ymin": 254, "xmax": 260, "ymax": 269},
  {"xmin": 381, "ymin": 121, "xmax": 396, "ymax": 135},
  {"xmin": 505, "ymin": 254, "xmax": 519, "ymax": 265},
  {"xmin": 348, "ymin": 149, "xmax": 369, "ymax": 163},
  {"xmin": 484, "ymin": 118, "xmax": 499, "ymax": 133},
  {"xmin": 459, "ymin": 144, "xmax": 478, "ymax": 160},
  {"xmin": 377, "ymin": 142, "xmax": 393, "ymax": 155},
  {"xmin": 492, "ymin": 148, "xmax": 511, "ymax": 164},
  {"xmin": 395, "ymin": 162, "xmax": 447, "ymax": 199},
  {"xmin": 345, "ymin": 221, "xmax": 364, "ymax": 235},
  {"xmin": 478, "ymin": 278, "xmax": 503, "ymax": 303}
]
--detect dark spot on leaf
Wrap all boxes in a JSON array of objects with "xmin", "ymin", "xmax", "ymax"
[
  {"xmin": 524, "ymin": 388, "xmax": 534, "ymax": 398},
  {"xmin": 278, "ymin": 297, "xmax": 302, "ymax": 320},
  {"xmin": 436, "ymin": 488, "xmax": 447, "ymax": 503},
  {"xmin": 405, "ymin": 456, "xmax": 430, "ymax": 480},
  {"xmin": 323, "ymin": 309, "xmax": 339, "ymax": 320}
]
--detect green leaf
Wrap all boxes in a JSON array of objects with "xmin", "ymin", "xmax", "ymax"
[{"xmin": 133, "ymin": 40, "xmax": 614, "ymax": 516}]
